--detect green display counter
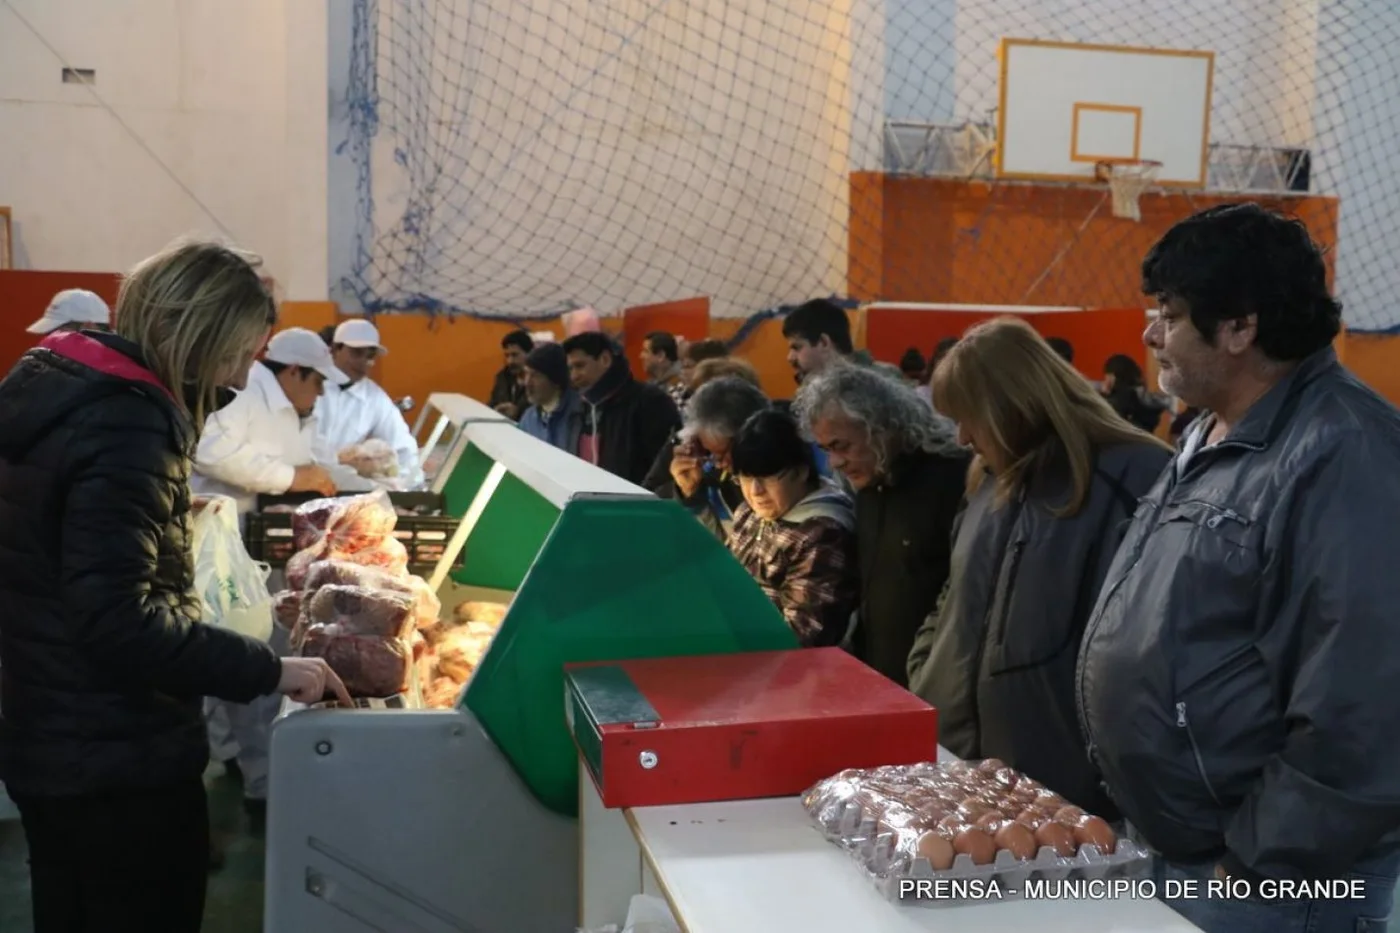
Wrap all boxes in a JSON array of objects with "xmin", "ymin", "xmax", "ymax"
[{"xmin": 265, "ymin": 392, "xmax": 796, "ymax": 933}]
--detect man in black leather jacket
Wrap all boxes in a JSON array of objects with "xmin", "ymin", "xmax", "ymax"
[{"xmin": 1077, "ymin": 204, "xmax": 1400, "ymax": 933}]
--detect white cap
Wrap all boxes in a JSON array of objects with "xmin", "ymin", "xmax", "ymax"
[
  {"xmin": 27, "ymin": 289, "xmax": 111, "ymax": 334},
  {"xmin": 264, "ymin": 327, "xmax": 349, "ymax": 384},
  {"xmin": 332, "ymin": 318, "xmax": 388, "ymax": 353}
]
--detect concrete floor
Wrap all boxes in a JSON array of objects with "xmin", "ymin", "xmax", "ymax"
[{"xmin": 0, "ymin": 763, "xmax": 266, "ymax": 933}]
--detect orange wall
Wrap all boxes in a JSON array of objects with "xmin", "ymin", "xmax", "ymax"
[
  {"xmin": 866, "ymin": 306, "xmax": 1147, "ymax": 381},
  {"xmin": 0, "ymin": 270, "xmax": 122, "ymax": 373},
  {"xmin": 849, "ymin": 174, "xmax": 1339, "ymax": 306},
  {"xmin": 623, "ymin": 297, "xmax": 709, "ymax": 380}
]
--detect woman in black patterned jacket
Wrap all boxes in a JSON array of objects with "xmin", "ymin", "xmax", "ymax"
[{"xmin": 726, "ymin": 409, "xmax": 859, "ymax": 647}]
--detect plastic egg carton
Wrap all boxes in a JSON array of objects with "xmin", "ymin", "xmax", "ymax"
[
  {"xmin": 858, "ymin": 829, "xmax": 1151, "ymax": 907},
  {"xmin": 805, "ymin": 766, "xmax": 1151, "ymax": 907}
]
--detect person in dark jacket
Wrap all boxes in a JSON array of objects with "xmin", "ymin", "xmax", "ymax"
[
  {"xmin": 782, "ymin": 298, "xmax": 871, "ymax": 384},
  {"xmin": 0, "ymin": 240, "xmax": 351, "ymax": 933},
  {"xmin": 727, "ymin": 409, "xmax": 859, "ymax": 647},
  {"xmin": 906, "ymin": 318, "xmax": 1171, "ymax": 815},
  {"xmin": 1078, "ymin": 204, "xmax": 1400, "ymax": 933},
  {"xmin": 562, "ymin": 331, "xmax": 680, "ymax": 485},
  {"xmin": 1100, "ymin": 353, "xmax": 1170, "ymax": 433},
  {"xmin": 517, "ymin": 342, "xmax": 583, "ymax": 453},
  {"xmin": 794, "ymin": 364, "xmax": 968, "ymax": 686},
  {"xmin": 656, "ymin": 376, "xmax": 768, "ymax": 541},
  {"xmin": 488, "ymin": 329, "xmax": 532, "ymax": 420}
]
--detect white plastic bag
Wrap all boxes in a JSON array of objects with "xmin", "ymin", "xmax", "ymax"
[
  {"xmin": 192, "ymin": 495, "xmax": 274, "ymax": 641},
  {"xmin": 576, "ymin": 895, "xmax": 680, "ymax": 933}
]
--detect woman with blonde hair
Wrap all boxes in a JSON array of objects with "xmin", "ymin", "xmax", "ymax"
[
  {"xmin": 0, "ymin": 239, "xmax": 350, "ymax": 932},
  {"xmin": 906, "ymin": 317, "xmax": 1170, "ymax": 815}
]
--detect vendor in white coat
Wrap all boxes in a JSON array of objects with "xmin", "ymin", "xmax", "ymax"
[
  {"xmin": 192, "ymin": 327, "xmax": 344, "ymax": 820},
  {"xmin": 317, "ymin": 319, "xmax": 422, "ymax": 485},
  {"xmin": 192, "ymin": 327, "xmax": 341, "ymax": 511}
]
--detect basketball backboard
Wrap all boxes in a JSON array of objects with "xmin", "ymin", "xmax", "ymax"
[{"xmin": 996, "ymin": 39, "xmax": 1214, "ymax": 187}]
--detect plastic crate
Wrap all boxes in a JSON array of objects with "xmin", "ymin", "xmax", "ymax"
[{"xmin": 244, "ymin": 491, "xmax": 462, "ymax": 574}]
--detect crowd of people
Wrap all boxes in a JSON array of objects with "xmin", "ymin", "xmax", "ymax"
[
  {"xmin": 483, "ymin": 205, "xmax": 1400, "ymax": 933},
  {"xmin": 0, "ymin": 204, "xmax": 1397, "ymax": 933}
]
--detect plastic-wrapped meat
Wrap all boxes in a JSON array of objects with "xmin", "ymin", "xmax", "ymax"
[
  {"xmin": 307, "ymin": 584, "xmax": 415, "ymax": 639},
  {"xmin": 290, "ymin": 539, "xmax": 410, "ymax": 590},
  {"xmin": 405, "ymin": 575, "xmax": 441, "ymax": 630},
  {"xmin": 286, "ymin": 544, "xmax": 327, "ymax": 591},
  {"xmin": 291, "ymin": 489, "xmax": 399, "ymax": 555},
  {"xmin": 338, "ymin": 439, "xmax": 399, "ymax": 479},
  {"xmin": 302, "ymin": 625, "xmax": 411, "ymax": 698},
  {"xmin": 272, "ymin": 590, "xmax": 303, "ymax": 632},
  {"xmin": 303, "ymin": 558, "xmax": 397, "ymax": 592},
  {"xmin": 433, "ymin": 623, "xmax": 496, "ymax": 682},
  {"xmin": 324, "ymin": 489, "xmax": 398, "ymax": 553},
  {"xmin": 291, "ymin": 497, "xmax": 341, "ymax": 551},
  {"xmin": 423, "ymin": 676, "xmax": 462, "ymax": 709},
  {"xmin": 302, "ymin": 560, "xmax": 439, "ymax": 629},
  {"xmin": 335, "ymin": 537, "xmax": 410, "ymax": 579}
]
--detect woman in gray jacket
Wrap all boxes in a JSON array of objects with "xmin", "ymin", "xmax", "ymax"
[{"xmin": 907, "ymin": 318, "xmax": 1171, "ymax": 815}]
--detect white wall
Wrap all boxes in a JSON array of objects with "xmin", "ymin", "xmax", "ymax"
[{"xmin": 0, "ymin": 0, "xmax": 328, "ymax": 300}]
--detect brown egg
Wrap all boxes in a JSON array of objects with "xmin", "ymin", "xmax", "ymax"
[
  {"xmin": 1073, "ymin": 816, "xmax": 1118, "ymax": 855},
  {"xmin": 1035, "ymin": 821, "xmax": 1078, "ymax": 858},
  {"xmin": 992, "ymin": 767, "xmax": 1021, "ymax": 788},
  {"xmin": 953, "ymin": 827, "xmax": 998, "ymax": 865},
  {"xmin": 914, "ymin": 803, "xmax": 950, "ymax": 827},
  {"xmin": 976, "ymin": 758, "xmax": 1008, "ymax": 775},
  {"xmin": 938, "ymin": 815, "xmax": 969, "ymax": 835},
  {"xmin": 1035, "ymin": 790, "xmax": 1068, "ymax": 810},
  {"xmin": 975, "ymin": 812, "xmax": 1005, "ymax": 833},
  {"xmin": 959, "ymin": 798, "xmax": 994, "ymax": 820},
  {"xmin": 917, "ymin": 831, "xmax": 957, "ymax": 870},
  {"xmin": 1015, "ymin": 809, "xmax": 1046, "ymax": 830},
  {"xmin": 1053, "ymin": 806, "xmax": 1085, "ymax": 827},
  {"xmin": 995, "ymin": 821, "xmax": 1038, "ymax": 861}
]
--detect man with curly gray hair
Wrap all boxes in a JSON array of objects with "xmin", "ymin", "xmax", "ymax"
[{"xmin": 793, "ymin": 364, "xmax": 968, "ymax": 686}]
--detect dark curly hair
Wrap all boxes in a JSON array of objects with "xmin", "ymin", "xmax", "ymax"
[{"xmin": 1141, "ymin": 203, "xmax": 1341, "ymax": 362}]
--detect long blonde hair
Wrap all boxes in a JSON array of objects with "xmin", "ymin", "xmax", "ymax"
[
  {"xmin": 932, "ymin": 317, "xmax": 1169, "ymax": 516},
  {"xmin": 115, "ymin": 239, "xmax": 277, "ymax": 429}
]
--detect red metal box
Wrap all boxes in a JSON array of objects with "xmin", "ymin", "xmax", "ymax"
[{"xmin": 566, "ymin": 648, "xmax": 938, "ymax": 808}]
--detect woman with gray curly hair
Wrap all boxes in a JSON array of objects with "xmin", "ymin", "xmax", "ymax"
[{"xmin": 793, "ymin": 364, "xmax": 968, "ymax": 686}]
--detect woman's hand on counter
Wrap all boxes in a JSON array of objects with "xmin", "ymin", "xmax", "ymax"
[{"xmin": 278, "ymin": 657, "xmax": 354, "ymax": 707}]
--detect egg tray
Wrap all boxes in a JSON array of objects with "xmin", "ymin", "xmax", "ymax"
[
  {"xmin": 828, "ymin": 814, "xmax": 1151, "ymax": 907},
  {"xmin": 805, "ymin": 779, "xmax": 1151, "ymax": 907}
]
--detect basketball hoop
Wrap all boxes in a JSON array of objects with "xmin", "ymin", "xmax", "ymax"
[{"xmin": 1094, "ymin": 160, "xmax": 1162, "ymax": 222}]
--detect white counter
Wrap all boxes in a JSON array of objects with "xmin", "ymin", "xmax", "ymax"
[
  {"xmin": 579, "ymin": 751, "xmax": 1205, "ymax": 933},
  {"xmin": 628, "ymin": 797, "xmax": 1202, "ymax": 933}
]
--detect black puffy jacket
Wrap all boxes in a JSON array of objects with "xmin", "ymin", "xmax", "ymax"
[{"xmin": 0, "ymin": 331, "xmax": 282, "ymax": 797}]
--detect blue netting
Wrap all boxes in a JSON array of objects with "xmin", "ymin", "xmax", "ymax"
[{"xmin": 340, "ymin": 0, "xmax": 1400, "ymax": 332}]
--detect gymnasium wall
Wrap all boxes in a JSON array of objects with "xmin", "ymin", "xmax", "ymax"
[
  {"xmin": 0, "ymin": 0, "xmax": 328, "ymax": 299},
  {"xmin": 848, "ymin": 175, "xmax": 1340, "ymax": 306},
  {"xmin": 324, "ymin": 0, "xmax": 855, "ymax": 319}
]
